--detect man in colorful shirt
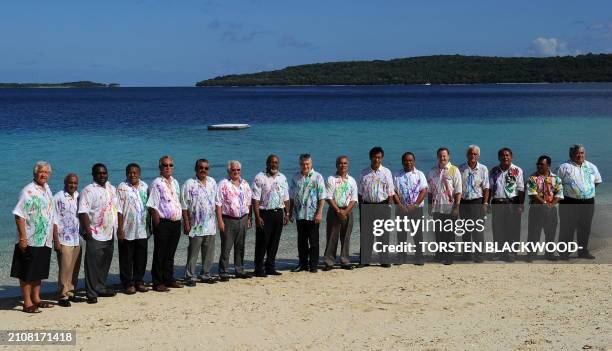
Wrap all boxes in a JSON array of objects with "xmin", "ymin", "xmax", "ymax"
[
  {"xmin": 53, "ymin": 173, "xmax": 82, "ymax": 307},
  {"xmin": 489, "ymin": 148, "xmax": 525, "ymax": 262},
  {"xmin": 358, "ymin": 146, "xmax": 395, "ymax": 267},
  {"xmin": 117, "ymin": 163, "xmax": 149, "ymax": 294},
  {"xmin": 324, "ymin": 156, "xmax": 358, "ymax": 271},
  {"xmin": 252, "ymin": 155, "xmax": 290, "ymax": 277},
  {"xmin": 289, "ymin": 154, "xmax": 327, "ymax": 273},
  {"xmin": 526, "ymin": 155, "xmax": 563, "ymax": 262},
  {"xmin": 78, "ymin": 163, "xmax": 118, "ymax": 303},
  {"xmin": 216, "ymin": 160, "xmax": 253, "ymax": 281},
  {"xmin": 427, "ymin": 147, "xmax": 462, "ymax": 265},
  {"xmin": 393, "ymin": 152, "xmax": 428, "ymax": 265},
  {"xmin": 147, "ymin": 155, "xmax": 183, "ymax": 291},
  {"xmin": 11, "ymin": 161, "xmax": 56, "ymax": 313},
  {"xmin": 181, "ymin": 159, "xmax": 219, "ymax": 285},
  {"xmin": 556, "ymin": 144, "xmax": 602, "ymax": 259},
  {"xmin": 458, "ymin": 145, "xmax": 489, "ymax": 263}
]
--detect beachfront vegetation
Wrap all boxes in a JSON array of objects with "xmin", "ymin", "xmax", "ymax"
[{"xmin": 0, "ymin": 81, "xmax": 118, "ymax": 88}]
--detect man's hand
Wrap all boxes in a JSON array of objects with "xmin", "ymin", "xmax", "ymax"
[
  {"xmin": 54, "ymin": 240, "xmax": 61, "ymax": 252},
  {"xmin": 117, "ymin": 228, "xmax": 126, "ymax": 241},
  {"xmin": 247, "ymin": 218, "xmax": 253, "ymax": 229},
  {"xmin": 314, "ymin": 212, "xmax": 323, "ymax": 224},
  {"xmin": 451, "ymin": 206, "xmax": 460, "ymax": 218},
  {"xmin": 283, "ymin": 214, "xmax": 289, "ymax": 225},
  {"xmin": 183, "ymin": 222, "xmax": 191, "ymax": 236},
  {"xmin": 256, "ymin": 217, "xmax": 265, "ymax": 229},
  {"xmin": 480, "ymin": 204, "xmax": 488, "ymax": 217},
  {"xmin": 218, "ymin": 221, "xmax": 225, "ymax": 233},
  {"xmin": 18, "ymin": 239, "xmax": 27, "ymax": 252}
]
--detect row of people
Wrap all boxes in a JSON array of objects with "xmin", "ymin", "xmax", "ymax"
[{"xmin": 10, "ymin": 144, "xmax": 601, "ymax": 312}]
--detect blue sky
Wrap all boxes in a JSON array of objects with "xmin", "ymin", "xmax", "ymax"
[{"xmin": 1, "ymin": 0, "xmax": 611, "ymax": 86}]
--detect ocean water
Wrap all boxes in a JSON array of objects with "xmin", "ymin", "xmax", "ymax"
[{"xmin": 1, "ymin": 84, "xmax": 611, "ymax": 293}]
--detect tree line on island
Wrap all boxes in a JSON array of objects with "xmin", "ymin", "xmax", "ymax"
[
  {"xmin": 195, "ymin": 54, "xmax": 612, "ymax": 86},
  {"xmin": 0, "ymin": 81, "xmax": 119, "ymax": 88}
]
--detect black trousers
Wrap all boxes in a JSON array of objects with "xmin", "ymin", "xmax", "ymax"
[
  {"xmin": 151, "ymin": 219, "xmax": 181, "ymax": 286},
  {"xmin": 460, "ymin": 198, "xmax": 485, "ymax": 259},
  {"xmin": 118, "ymin": 238, "xmax": 148, "ymax": 288},
  {"xmin": 359, "ymin": 203, "xmax": 391, "ymax": 265},
  {"xmin": 433, "ymin": 213, "xmax": 455, "ymax": 262},
  {"xmin": 527, "ymin": 205, "xmax": 558, "ymax": 249},
  {"xmin": 559, "ymin": 197, "xmax": 595, "ymax": 256},
  {"xmin": 396, "ymin": 207, "xmax": 423, "ymax": 263},
  {"xmin": 491, "ymin": 199, "xmax": 522, "ymax": 253},
  {"xmin": 296, "ymin": 219, "xmax": 319, "ymax": 269},
  {"xmin": 254, "ymin": 209, "xmax": 284, "ymax": 273}
]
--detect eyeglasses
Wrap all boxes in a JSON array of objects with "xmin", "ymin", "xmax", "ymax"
[
  {"xmin": 230, "ymin": 169, "xmax": 241, "ymax": 172},
  {"xmin": 162, "ymin": 163, "xmax": 174, "ymax": 168},
  {"xmin": 198, "ymin": 166, "xmax": 209, "ymax": 170}
]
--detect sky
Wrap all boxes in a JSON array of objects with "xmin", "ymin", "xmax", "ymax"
[{"xmin": 0, "ymin": 0, "xmax": 611, "ymax": 86}]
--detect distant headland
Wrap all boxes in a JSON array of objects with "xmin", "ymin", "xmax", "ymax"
[
  {"xmin": 0, "ymin": 81, "xmax": 119, "ymax": 88},
  {"xmin": 195, "ymin": 54, "xmax": 612, "ymax": 87}
]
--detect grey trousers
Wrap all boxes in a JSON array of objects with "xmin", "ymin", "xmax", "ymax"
[
  {"xmin": 324, "ymin": 209, "xmax": 353, "ymax": 266},
  {"xmin": 185, "ymin": 235, "xmax": 216, "ymax": 280},
  {"xmin": 219, "ymin": 216, "xmax": 247, "ymax": 276},
  {"xmin": 84, "ymin": 238, "xmax": 114, "ymax": 299}
]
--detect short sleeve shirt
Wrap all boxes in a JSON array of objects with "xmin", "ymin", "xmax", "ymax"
[
  {"xmin": 489, "ymin": 164, "xmax": 525, "ymax": 199},
  {"xmin": 290, "ymin": 170, "xmax": 327, "ymax": 221},
  {"xmin": 117, "ymin": 181, "xmax": 149, "ymax": 240},
  {"xmin": 556, "ymin": 160, "xmax": 602, "ymax": 199},
  {"xmin": 358, "ymin": 165, "xmax": 395, "ymax": 203},
  {"xmin": 393, "ymin": 169, "xmax": 428, "ymax": 207},
  {"xmin": 252, "ymin": 172, "xmax": 290, "ymax": 210},
  {"xmin": 326, "ymin": 175, "xmax": 358, "ymax": 208},
  {"xmin": 427, "ymin": 163, "xmax": 462, "ymax": 214},
  {"xmin": 53, "ymin": 190, "xmax": 80, "ymax": 246},
  {"xmin": 526, "ymin": 172, "xmax": 563, "ymax": 204},
  {"xmin": 13, "ymin": 182, "xmax": 55, "ymax": 248},
  {"xmin": 458, "ymin": 162, "xmax": 490, "ymax": 200},
  {"xmin": 146, "ymin": 176, "xmax": 182, "ymax": 221},
  {"xmin": 181, "ymin": 177, "xmax": 218, "ymax": 236},
  {"xmin": 78, "ymin": 182, "xmax": 118, "ymax": 241},
  {"xmin": 216, "ymin": 178, "xmax": 252, "ymax": 217}
]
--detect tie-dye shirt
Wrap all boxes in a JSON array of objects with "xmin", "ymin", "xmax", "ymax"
[
  {"xmin": 393, "ymin": 169, "xmax": 428, "ymax": 207},
  {"xmin": 117, "ymin": 181, "xmax": 149, "ymax": 240},
  {"xmin": 427, "ymin": 162, "xmax": 462, "ymax": 214},
  {"xmin": 326, "ymin": 174, "xmax": 358, "ymax": 208},
  {"xmin": 358, "ymin": 165, "xmax": 395, "ymax": 203},
  {"xmin": 458, "ymin": 162, "xmax": 490, "ymax": 200},
  {"xmin": 13, "ymin": 182, "xmax": 55, "ymax": 248},
  {"xmin": 78, "ymin": 182, "xmax": 118, "ymax": 241},
  {"xmin": 252, "ymin": 172, "xmax": 290, "ymax": 210},
  {"xmin": 181, "ymin": 176, "xmax": 218, "ymax": 236},
  {"xmin": 290, "ymin": 170, "xmax": 327, "ymax": 220},
  {"xmin": 489, "ymin": 164, "xmax": 525, "ymax": 199},
  {"xmin": 216, "ymin": 178, "xmax": 252, "ymax": 217},
  {"xmin": 53, "ymin": 190, "xmax": 80, "ymax": 246},
  {"xmin": 147, "ymin": 176, "xmax": 182, "ymax": 221},
  {"xmin": 556, "ymin": 160, "xmax": 602, "ymax": 199},
  {"xmin": 526, "ymin": 172, "xmax": 563, "ymax": 204}
]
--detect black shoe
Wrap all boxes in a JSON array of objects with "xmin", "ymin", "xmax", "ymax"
[
  {"xmin": 443, "ymin": 259, "xmax": 453, "ymax": 265},
  {"xmin": 58, "ymin": 299, "xmax": 71, "ymax": 307},
  {"xmin": 218, "ymin": 275, "xmax": 230, "ymax": 282},
  {"xmin": 254, "ymin": 271, "xmax": 268, "ymax": 278},
  {"xmin": 341, "ymin": 264, "xmax": 355, "ymax": 270},
  {"xmin": 356, "ymin": 263, "xmax": 370, "ymax": 268},
  {"xmin": 381, "ymin": 264, "xmax": 391, "ymax": 268},
  {"xmin": 291, "ymin": 265, "xmax": 308, "ymax": 272},
  {"xmin": 69, "ymin": 296, "xmax": 86, "ymax": 303},
  {"xmin": 414, "ymin": 257, "xmax": 425, "ymax": 266},
  {"xmin": 578, "ymin": 252, "xmax": 596, "ymax": 259},
  {"xmin": 234, "ymin": 273, "xmax": 251, "ymax": 279},
  {"xmin": 98, "ymin": 290, "xmax": 116, "ymax": 297},
  {"xmin": 200, "ymin": 277, "xmax": 218, "ymax": 284},
  {"xmin": 184, "ymin": 280, "xmax": 197, "ymax": 287},
  {"xmin": 322, "ymin": 266, "xmax": 333, "ymax": 271},
  {"xmin": 265, "ymin": 270, "xmax": 282, "ymax": 276},
  {"xmin": 309, "ymin": 268, "xmax": 318, "ymax": 273},
  {"xmin": 545, "ymin": 254, "xmax": 558, "ymax": 261},
  {"xmin": 473, "ymin": 256, "xmax": 484, "ymax": 263},
  {"xmin": 558, "ymin": 254, "xmax": 570, "ymax": 261},
  {"xmin": 505, "ymin": 254, "xmax": 516, "ymax": 263},
  {"xmin": 86, "ymin": 297, "xmax": 98, "ymax": 304},
  {"xmin": 525, "ymin": 255, "xmax": 534, "ymax": 263}
]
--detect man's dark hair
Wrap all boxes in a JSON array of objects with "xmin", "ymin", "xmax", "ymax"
[
  {"xmin": 498, "ymin": 147, "xmax": 513, "ymax": 158},
  {"xmin": 92, "ymin": 163, "xmax": 107, "ymax": 174},
  {"xmin": 402, "ymin": 152, "xmax": 416, "ymax": 162},
  {"xmin": 194, "ymin": 159, "xmax": 209, "ymax": 171},
  {"xmin": 299, "ymin": 153, "xmax": 311, "ymax": 161},
  {"xmin": 369, "ymin": 146, "xmax": 384, "ymax": 158},
  {"xmin": 537, "ymin": 155, "xmax": 551, "ymax": 166},
  {"xmin": 436, "ymin": 147, "xmax": 449, "ymax": 156},
  {"xmin": 266, "ymin": 154, "xmax": 279, "ymax": 164},
  {"xmin": 336, "ymin": 155, "xmax": 349, "ymax": 165},
  {"xmin": 126, "ymin": 163, "xmax": 141, "ymax": 173}
]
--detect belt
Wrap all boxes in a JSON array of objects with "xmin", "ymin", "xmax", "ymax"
[
  {"xmin": 222, "ymin": 214, "xmax": 248, "ymax": 220},
  {"xmin": 260, "ymin": 208, "xmax": 284, "ymax": 212},
  {"xmin": 491, "ymin": 197, "xmax": 519, "ymax": 204},
  {"xmin": 363, "ymin": 200, "xmax": 389, "ymax": 205},
  {"xmin": 462, "ymin": 197, "xmax": 484, "ymax": 204},
  {"xmin": 563, "ymin": 197, "xmax": 595, "ymax": 204},
  {"xmin": 159, "ymin": 218, "xmax": 181, "ymax": 223}
]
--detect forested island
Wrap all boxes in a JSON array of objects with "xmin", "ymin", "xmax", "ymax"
[
  {"xmin": 196, "ymin": 54, "xmax": 612, "ymax": 86},
  {"xmin": 0, "ymin": 81, "xmax": 119, "ymax": 88}
]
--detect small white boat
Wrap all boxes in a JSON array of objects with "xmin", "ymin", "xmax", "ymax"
[
  {"xmin": 207, "ymin": 123, "xmax": 250, "ymax": 130},
  {"xmin": 424, "ymin": 82, "xmax": 432, "ymax": 86}
]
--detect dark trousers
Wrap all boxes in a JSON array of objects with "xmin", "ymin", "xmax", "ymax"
[
  {"xmin": 460, "ymin": 198, "xmax": 485, "ymax": 259},
  {"xmin": 219, "ymin": 215, "xmax": 247, "ymax": 276},
  {"xmin": 254, "ymin": 209, "xmax": 284, "ymax": 273},
  {"xmin": 433, "ymin": 213, "xmax": 455, "ymax": 262},
  {"xmin": 118, "ymin": 238, "xmax": 148, "ymax": 288},
  {"xmin": 359, "ymin": 203, "xmax": 391, "ymax": 265},
  {"xmin": 324, "ymin": 209, "xmax": 354, "ymax": 267},
  {"xmin": 296, "ymin": 219, "xmax": 319, "ymax": 269},
  {"xmin": 396, "ymin": 207, "xmax": 424, "ymax": 263},
  {"xmin": 559, "ymin": 197, "xmax": 595, "ymax": 256},
  {"xmin": 84, "ymin": 238, "xmax": 114, "ymax": 299},
  {"xmin": 151, "ymin": 219, "xmax": 181, "ymax": 286},
  {"xmin": 527, "ymin": 205, "xmax": 558, "ymax": 247},
  {"xmin": 492, "ymin": 198, "xmax": 522, "ymax": 257}
]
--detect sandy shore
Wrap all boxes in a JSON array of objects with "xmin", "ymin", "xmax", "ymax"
[{"xmin": 0, "ymin": 262, "xmax": 610, "ymax": 351}]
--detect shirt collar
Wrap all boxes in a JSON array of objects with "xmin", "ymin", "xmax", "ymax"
[{"xmin": 438, "ymin": 162, "xmax": 452, "ymax": 170}]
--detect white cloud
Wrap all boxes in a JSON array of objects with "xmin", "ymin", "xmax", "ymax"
[{"xmin": 530, "ymin": 37, "xmax": 569, "ymax": 56}]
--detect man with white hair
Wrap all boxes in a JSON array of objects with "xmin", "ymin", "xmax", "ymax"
[
  {"xmin": 556, "ymin": 144, "xmax": 602, "ymax": 259},
  {"xmin": 458, "ymin": 145, "xmax": 489, "ymax": 263},
  {"xmin": 216, "ymin": 160, "xmax": 253, "ymax": 281}
]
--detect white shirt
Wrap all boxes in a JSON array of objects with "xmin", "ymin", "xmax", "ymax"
[
  {"xmin": 147, "ymin": 176, "xmax": 182, "ymax": 221},
  {"xmin": 393, "ymin": 169, "xmax": 428, "ymax": 207},
  {"xmin": 458, "ymin": 162, "xmax": 490, "ymax": 200},
  {"xmin": 427, "ymin": 162, "xmax": 462, "ymax": 214},
  {"xmin": 78, "ymin": 182, "xmax": 118, "ymax": 241},
  {"xmin": 13, "ymin": 181, "xmax": 55, "ymax": 248},
  {"xmin": 117, "ymin": 181, "xmax": 149, "ymax": 240},
  {"xmin": 54, "ymin": 190, "xmax": 80, "ymax": 246},
  {"xmin": 326, "ymin": 174, "xmax": 358, "ymax": 208},
  {"xmin": 489, "ymin": 164, "xmax": 525, "ymax": 199},
  {"xmin": 358, "ymin": 165, "xmax": 395, "ymax": 203},
  {"xmin": 181, "ymin": 177, "xmax": 218, "ymax": 236},
  {"xmin": 290, "ymin": 170, "xmax": 327, "ymax": 221},
  {"xmin": 556, "ymin": 160, "xmax": 602, "ymax": 199},
  {"xmin": 252, "ymin": 172, "xmax": 290, "ymax": 210}
]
